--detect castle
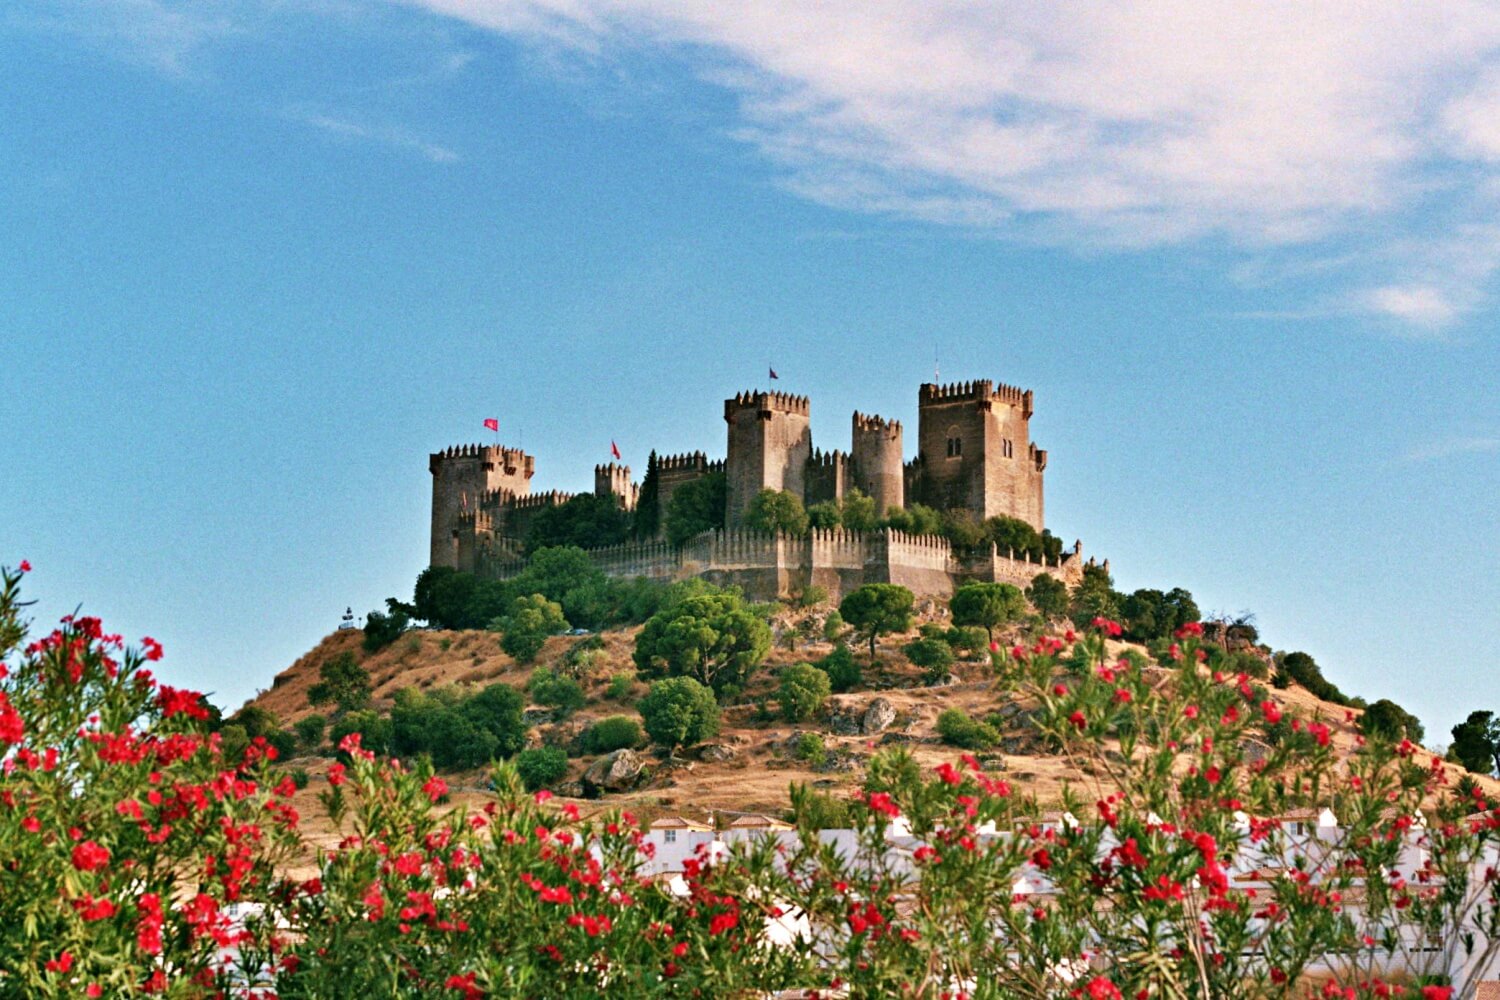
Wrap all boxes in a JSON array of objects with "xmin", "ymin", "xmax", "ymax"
[{"xmin": 429, "ymin": 380, "xmax": 1085, "ymax": 599}]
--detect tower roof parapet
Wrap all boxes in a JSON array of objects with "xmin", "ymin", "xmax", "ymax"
[
  {"xmin": 808, "ymin": 448, "xmax": 848, "ymax": 468},
  {"xmin": 725, "ymin": 390, "xmax": 810, "ymax": 417},
  {"xmin": 508, "ymin": 490, "xmax": 574, "ymax": 511},
  {"xmin": 852, "ymin": 410, "xmax": 901, "ymax": 433},
  {"xmin": 594, "ymin": 462, "xmax": 632, "ymax": 477},
  {"xmin": 919, "ymin": 379, "xmax": 1033, "ymax": 417}
]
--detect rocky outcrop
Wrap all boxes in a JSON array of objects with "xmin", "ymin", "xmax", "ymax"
[
  {"xmin": 861, "ymin": 697, "xmax": 897, "ymax": 735},
  {"xmin": 582, "ymin": 749, "xmax": 646, "ymax": 796}
]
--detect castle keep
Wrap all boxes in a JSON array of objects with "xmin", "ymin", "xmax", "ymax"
[{"xmin": 429, "ymin": 380, "xmax": 1080, "ymax": 599}]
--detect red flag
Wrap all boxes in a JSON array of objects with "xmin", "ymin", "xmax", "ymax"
[
  {"xmin": 610, "ymin": 440, "xmax": 621, "ymax": 460},
  {"xmin": 483, "ymin": 418, "xmax": 498, "ymax": 432},
  {"xmin": 768, "ymin": 366, "xmax": 779, "ymax": 380}
]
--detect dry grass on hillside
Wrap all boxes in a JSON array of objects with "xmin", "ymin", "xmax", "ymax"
[{"xmin": 245, "ymin": 615, "xmax": 1498, "ymax": 844}]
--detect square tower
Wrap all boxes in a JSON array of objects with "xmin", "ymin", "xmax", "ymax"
[
  {"xmin": 723, "ymin": 390, "xmax": 812, "ymax": 527},
  {"xmin": 428, "ymin": 444, "xmax": 534, "ymax": 568},
  {"xmin": 914, "ymin": 380, "xmax": 1044, "ymax": 529}
]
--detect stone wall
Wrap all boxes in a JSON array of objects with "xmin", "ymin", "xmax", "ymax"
[{"xmin": 478, "ymin": 527, "xmax": 1082, "ymax": 602}]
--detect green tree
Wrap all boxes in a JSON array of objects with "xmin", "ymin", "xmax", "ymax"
[
  {"xmin": 1120, "ymin": 587, "xmax": 1201, "ymax": 642},
  {"xmin": 1279, "ymin": 650, "xmax": 1349, "ymax": 705},
  {"xmin": 632, "ymin": 592, "xmax": 771, "ymax": 695},
  {"xmin": 362, "ymin": 601, "xmax": 410, "ymax": 652},
  {"xmin": 497, "ymin": 593, "xmax": 568, "ymax": 664},
  {"xmin": 524, "ymin": 492, "xmax": 631, "ymax": 554},
  {"xmin": 744, "ymin": 489, "xmax": 810, "ymax": 536},
  {"xmin": 412, "ymin": 566, "xmax": 479, "ymax": 630},
  {"xmin": 778, "ymin": 662, "xmax": 832, "ymax": 722},
  {"xmin": 460, "ymin": 682, "xmax": 527, "ymax": 758},
  {"xmin": 885, "ymin": 503, "xmax": 944, "ymax": 536},
  {"xmin": 307, "ymin": 651, "xmax": 371, "ymax": 714},
  {"xmin": 950, "ymin": 582, "xmax": 1027, "ymax": 644},
  {"xmin": 1026, "ymin": 573, "xmax": 1070, "ymax": 619},
  {"xmin": 818, "ymin": 643, "xmax": 861, "ymax": 692},
  {"xmin": 903, "ymin": 637, "xmax": 955, "ymax": 682},
  {"xmin": 513, "ymin": 747, "xmax": 569, "ymax": 791},
  {"xmin": 664, "ymin": 471, "xmax": 727, "ymax": 546},
  {"xmin": 840, "ymin": 489, "xmax": 880, "ymax": 532},
  {"xmin": 507, "ymin": 547, "xmax": 604, "ymax": 607},
  {"xmin": 806, "ymin": 500, "xmax": 842, "ymax": 530},
  {"xmin": 822, "ymin": 609, "xmax": 846, "ymax": 642},
  {"xmin": 1450, "ymin": 710, "xmax": 1500, "ymax": 775},
  {"xmin": 228, "ymin": 704, "xmax": 278, "ymax": 739},
  {"xmin": 637, "ymin": 676, "xmax": 721, "ymax": 749},
  {"xmin": 983, "ymin": 515, "xmax": 1042, "ymax": 559},
  {"xmin": 1069, "ymin": 562, "xmax": 1122, "ymax": 628},
  {"xmin": 839, "ymin": 584, "xmax": 915, "ymax": 659},
  {"xmin": 328, "ymin": 709, "xmax": 394, "ymax": 756},
  {"xmin": 940, "ymin": 510, "xmax": 987, "ymax": 550},
  {"xmin": 1360, "ymin": 698, "xmax": 1425, "ymax": 744},
  {"xmin": 633, "ymin": 450, "xmax": 661, "ymax": 539}
]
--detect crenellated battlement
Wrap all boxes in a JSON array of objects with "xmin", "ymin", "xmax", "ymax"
[
  {"xmin": 593, "ymin": 462, "xmax": 630, "ymax": 477},
  {"xmin": 808, "ymin": 448, "xmax": 848, "ymax": 468},
  {"xmin": 725, "ymin": 390, "xmax": 811, "ymax": 416},
  {"xmin": 508, "ymin": 490, "xmax": 573, "ymax": 511},
  {"xmin": 852, "ymin": 410, "xmax": 900, "ymax": 434},
  {"xmin": 657, "ymin": 451, "xmax": 711, "ymax": 473},
  {"xmin": 919, "ymin": 380, "xmax": 993, "ymax": 404}
]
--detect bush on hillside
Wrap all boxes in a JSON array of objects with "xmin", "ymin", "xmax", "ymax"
[
  {"xmin": 633, "ymin": 591, "xmax": 771, "ymax": 695},
  {"xmin": 903, "ymin": 637, "xmax": 955, "ymax": 683},
  {"xmin": 778, "ymin": 662, "xmax": 832, "ymax": 722},
  {"xmin": 818, "ymin": 644, "xmax": 861, "ymax": 693},
  {"xmin": 839, "ymin": 584, "xmax": 915, "ymax": 659},
  {"xmin": 528, "ymin": 667, "xmax": 586, "ymax": 716},
  {"xmin": 583, "ymin": 715, "xmax": 644, "ymax": 754},
  {"xmin": 637, "ymin": 676, "xmax": 720, "ymax": 749},
  {"xmin": 950, "ymin": 582, "xmax": 1027, "ymax": 643},
  {"xmin": 935, "ymin": 708, "xmax": 998, "ymax": 750},
  {"xmin": 1026, "ymin": 572, "xmax": 1071, "ymax": 619},
  {"xmin": 514, "ymin": 746, "xmax": 570, "ymax": 792},
  {"xmin": 496, "ymin": 593, "xmax": 568, "ymax": 664},
  {"xmin": 307, "ymin": 651, "xmax": 372, "ymax": 714}
]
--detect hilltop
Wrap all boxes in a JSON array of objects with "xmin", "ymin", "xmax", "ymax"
[{"xmin": 241, "ymin": 608, "xmax": 1493, "ymax": 832}]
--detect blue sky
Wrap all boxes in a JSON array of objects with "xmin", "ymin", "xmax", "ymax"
[{"xmin": 2, "ymin": 2, "xmax": 1496, "ymax": 741}]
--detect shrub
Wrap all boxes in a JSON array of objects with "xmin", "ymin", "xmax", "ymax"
[
  {"xmin": 288, "ymin": 767, "xmax": 311, "ymax": 790},
  {"xmin": 796, "ymin": 585, "xmax": 829, "ymax": 609},
  {"xmin": 663, "ymin": 471, "xmax": 728, "ymax": 546},
  {"xmin": 265, "ymin": 728, "xmax": 298, "ymax": 761},
  {"xmin": 328, "ymin": 709, "xmax": 394, "ymax": 757},
  {"xmin": 605, "ymin": 672, "xmax": 635, "ymax": 702},
  {"xmin": 584, "ymin": 715, "xmax": 644, "ymax": 754},
  {"xmin": 498, "ymin": 594, "xmax": 568, "ymax": 665},
  {"xmin": 792, "ymin": 732, "xmax": 826, "ymax": 767},
  {"xmin": 308, "ymin": 651, "xmax": 372, "ymax": 714},
  {"xmin": 935, "ymin": 708, "xmax": 999, "ymax": 750},
  {"xmin": 819, "ymin": 644, "xmax": 861, "ymax": 693},
  {"xmin": 294, "ymin": 713, "xmax": 326, "ymax": 752},
  {"xmin": 822, "ymin": 610, "xmax": 846, "ymax": 642},
  {"xmin": 528, "ymin": 668, "xmax": 587, "ymax": 716},
  {"xmin": 945, "ymin": 626, "xmax": 988, "ymax": 659},
  {"xmin": 778, "ymin": 662, "xmax": 832, "ymax": 722},
  {"xmin": 1279, "ymin": 650, "xmax": 1349, "ymax": 705},
  {"xmin": 638, "ymin": 676, "xmax": 721, "ymax": 749},
  {"xmin": 514, "ymin": 746, "xmax": 570, "ymax": 791},
  {"xmin": 903, "ymin": 637, "xmax": 955, "ymax": 683}
]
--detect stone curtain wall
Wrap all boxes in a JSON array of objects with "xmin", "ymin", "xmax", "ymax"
[{"xmin": 479, "ymin": 528, "xmax": 1082, "ymax": 601}]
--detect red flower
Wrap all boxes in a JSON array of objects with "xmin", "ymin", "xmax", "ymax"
[
  {"xmin": 423, "ymin": 776, "xmax": 448, "ymax": 803},
  {"xmin": 18, "ymin": 560, "xmax": 31, "ymax": 573},
  {"xmin": 0, "ymin": 693, "xmax": 24, "ymax": 744},
  {"xmin": 936, "ymin": 762, "xmax": 962, "ymax": 786},
  {"xmin": 1083, "ymin": 976, "xmax": 1122, "ymax": 999},
  {"xmin": 1173, "ymin": 621, "xmax": 1203, "ymax": 638},
  {"xmin": 1069, "ymin": 710, "xmax": 1087, "ymax": 729},
  {"xmin": 1261, "ymin": 701, "xmax": 1282, "ymax": 725},
  {"xmin": 1422, "ymin": 987, "xmax": 1453, "ymax": 1000},
  {"xmin": 140, "ymin": 636, "xmax": 164, "ymax": 662},
  {"xmin": 1091, "ymin": 617, "xmax": 1123, "ymax": 637},
  {"xmin": 44, "ymin": 951, "xmax": 73, "ymax": 973},
  {"xmin": 71, "ymin": 841, "xmax": 111, "ymax": 872}
]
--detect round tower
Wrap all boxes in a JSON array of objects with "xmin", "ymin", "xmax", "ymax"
[{"xmin": 850, "ymin": 411, "xmax": 904, "ymax": 517}]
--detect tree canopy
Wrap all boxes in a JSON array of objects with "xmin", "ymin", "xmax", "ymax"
[
  {"xmin": 524, "ymin": 492, "xmax": 631, "ymax": 554},
  {"xmin": 664, "ymin": 471, "xmax": 727, "ymax": 546},
  {"xmin": 950, "ymin": 582, "xmax": 1026, "ymax": 643},
  {"xmin": 839, "ymin": 584, "xmax": 915, "ymax": 659},
  {"xmin": 743, "ymin": 489, "xmax": 809, "ymax": 536},
  {"xmin": 632, "ymin": 590, "xmax": 771, "ymax": 695}
]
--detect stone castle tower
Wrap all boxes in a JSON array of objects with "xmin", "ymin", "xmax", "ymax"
[
  {"xmin": 723, "ymin": 391, "xmax": 813, "ymax": 527},
  {"xmin": 429, "ymin": 377, "xmax": 1048, "ymax": 572},
  {"xmin": 908, "ymin": 380, "xmax": 1045, "ymax": 527}
]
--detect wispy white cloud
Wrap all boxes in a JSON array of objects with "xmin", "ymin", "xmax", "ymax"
[
  {"xmin": 287, "ymin": 108, "xmax": 460, "ymax": 164},
  {"xmin": 405, "ymin": 0, "xmax": 1500, "ymax": 328},
  {"xmin": 1403, "ymin": 436, "xmax": 1500, "ymax": 462}
]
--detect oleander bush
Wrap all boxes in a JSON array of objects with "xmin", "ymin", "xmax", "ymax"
[{"xmin": 4, "ymin": 560, "xmax": 1498, "ymax": 999}]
